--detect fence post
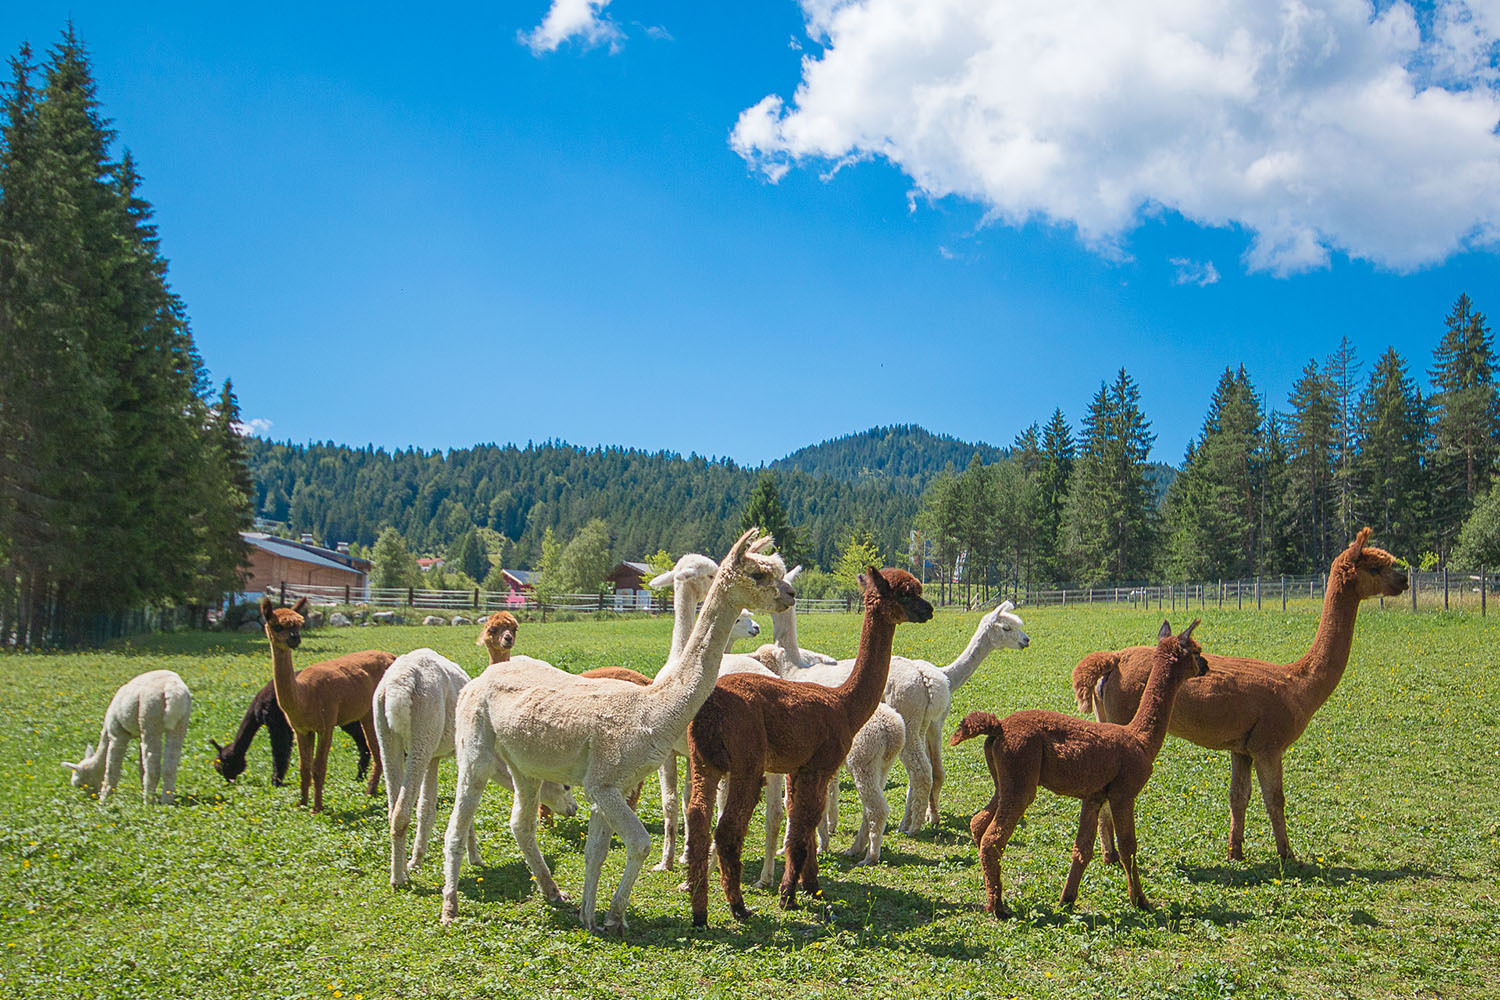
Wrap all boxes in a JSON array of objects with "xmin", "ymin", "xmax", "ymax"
[
  {"xmin": 1483, "ymin": 568, "xmax": 1488, "ymax": 618},
  {"xmin": 1443, "ymin": 567, "xmax": 1449, "ymax": 610},
  {"xmin": 474, "ymin": 588, "xmax": 480, "ymax": 610},
  {"xmin": 1256, "ymin": 575, "xmax": 1261, "ymax": 609},
  {"xmin": 1411, "ymin": 567, "xmax": 1417, "ymax": 613},
  {"xmin": 408, "ymin": 586, "xmax": 414, "ymax": 608},
  {"xmin": 1281, "ymin": 574, "xmax": 1286, "ymax": 612},
  {"xmin": 279, "ymin": 581, "xmax": 288, "ymax": 606},
  {"xmin": 1237, "ymin": 580, "xmax": 1242, "ymax": 610}
]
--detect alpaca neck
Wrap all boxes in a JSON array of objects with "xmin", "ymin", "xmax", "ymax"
[
  {"xmin": 486, "ymin": 647, "xmax": 512, "ymax": 666},
  {"xmin": 940, "ymin": 623, "xmax": 996, "ymax": 692},
  {"xmin": 833, "ymin": 608, "xmax": 898, "ymax": 728},
  {"xmin": 269, "ymin": 642, "xmax": 303, "ymax": 721},
  {"xmin": 646, "ymin": 578, "xmax": 739, "ymax": 730},
  {"xmin": 1292, "ymin": 572, "xmax": 1364, "ymax": 707},
  {"xmin": 1125, "ymin": 655, "xmax": 1185, "ymax": 758},
  {"xmin": 771, "ymin": 605, "xmax": 801, "ymax": 658},
  {"xmin": 224, "ymin": 705, "xmax": 265, "ymax": 763}
]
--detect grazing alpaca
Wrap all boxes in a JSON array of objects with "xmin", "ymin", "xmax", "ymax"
[
  {"xmin": 1073, "ymin": 528, "xmax": 1408, "ymax": 861},
  {"xmin": 781, "ymin": 600, "xmax": 1030, "ymax": 835},
  {"xmin": 440, "ymin": 529, "xmax": 795, "ymax": 932},
  {"xmin": 374, "ymin": 647, "xmax": 576, "ymax": 887},
  {"xmin": 687, "ymin": 566, "xmax": 933, "ymax": 926},
  {"xmin": 210, "ymin": 680, "xmax": 371, "ymax": 785},
  {"xmin": 260, "ymin": 596, "xmax": 393, "ymax": 813},
  {"xmin": 953, "ymin": 620, "xmax": 1207, "ymax": 917},
  {"xmin": 64, "ymin": 670, "xmax": 192, "ymax": 804}
]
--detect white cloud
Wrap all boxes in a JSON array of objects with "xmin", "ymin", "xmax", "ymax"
[
  {"xmin": 731, "ymin": 0, "xmax": 1500, "ymax": 274},
  {"xmin": 1169, "ymin": 257, "xmax": 1221, "ymax": 286},
  {"xmin": 520, "ymin": 0, "xmax": 622, "ymax": 55},
  {"xmin": 234, "ymin": 417, "xmax": 274, "ymax": 438}
]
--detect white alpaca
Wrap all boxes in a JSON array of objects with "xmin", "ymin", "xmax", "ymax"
[
  {"xmin": 751, "ymin": 565, "xmax": 838, "ymax": 673},
  {"xmin": 440, "ymin": 528, "xmax": 795, "ymax": 932},
  {"xmin": 373, "ymin": 648, "xmax": 577, "ymax": 888},
  {"xmin": 782, "ymin": 600, "xmax": 1030, "ymax": 835},
  {"xmin": 63, "ymin": 670, "xmax": 191, "ymax": 804}
]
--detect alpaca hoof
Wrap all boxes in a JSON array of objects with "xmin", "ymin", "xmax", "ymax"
[
  {"xmin": 441, "ymin": 895, "xmax": 458, "ymax": 925},
  {"xmin": 730, "ymin": 902, "xmax": 752, "ymax": 922},
  {"xmin": 602, "ymin": 912, "xmax": 629, "ymax": 936},
  {"xmin": 676, "ymin": 879, "xmax": 690, "ymax": 893},
  {"xmin": 1133, "ymin": 897, "xmax": 1154, "ymax": 911},
  {"xmin": 547, "ymin": 890, "xmax": 572, "ymax": 905},
  {"xmin": 1101, "ymin": 853, "xmax": 1120, "ymax": 867},
  {"xmin": 754, "ymin": 876, "xmax": 775, "ymax": 890},
  {"xmin": 854, "ymin": 856, "xmax": 879, "ymax": 867},
  {"xmin": 1227, "ymin": 846, "xmax": 1244, "ymax": 861},
  {"xmin": 651, "ymin": 861, "xmax": 672, "ymax": 873},
  {"xmin": 692, "ymin": 912, "xmax": 708, "ymax": 928},
  {"xmin": 984, "ymin": 900, "xmax": 1011, "ymax": 920},
  {"xmin": 778, "ymin": 895, "xmax": 800, "ymax": 911}
]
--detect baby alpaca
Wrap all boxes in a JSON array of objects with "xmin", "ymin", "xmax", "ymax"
[
  {"xmin": 952, "ymin": 620, "xmax": 1206, "ymax": 917},
  {"xmin": 64, "ymin": 670, "xmax": 192, "ymax": 804},
  {"xmin": 210, "ymin": 680, "xmax": 371, "ymax": 785}
]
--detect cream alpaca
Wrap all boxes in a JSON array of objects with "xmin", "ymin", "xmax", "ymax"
[
  {"xmin": 440, "ymin": 529, "xmax": 795, "ymax": 933},
  {"xmin": 64, "ymin": 670, "xmax": 191, "ymax": 804}
]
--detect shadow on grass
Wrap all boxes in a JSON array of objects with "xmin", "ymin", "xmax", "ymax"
[
  {"xmin": 1178, "ymin": 857, "xmax": 1438, "ymax": 889},
  {"xmin": 444, "ymin": 857, "xmax": 559, "ymax": 905},
  {"xmin": 989, "ymin": 897, "xmax": 1260, "ymax": 931}
]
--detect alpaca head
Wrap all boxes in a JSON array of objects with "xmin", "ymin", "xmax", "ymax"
[
  {"xmin": 1154, "ymin": 618, "xmax": 1209, "ymax": 684},
  {"xmin": 61, "ymin": 744, "xmax": 104, "ymax": 793},
  {"xmin": 729, "ymin": 609, "xmax": 760, "ymax": 644},
  {"xmin": 1332, "ymin": 527, "xmax": 1409, "ymax": 600},
  {"xmin": 260, "ymin": 596, "xmax": 308, "ymax": 650},
  {"xmin": 979, "ymin": 600, "xmax": 1030, "ymax": 651},
  {"xmin": 651, "ymin": 553, "xmax": 723, "ymax": 608},
  {"xmin": 208, "ymin": 738, "xmax": 246, "ymax": 781},
  {"xmin": 858, "ymin": 566, "xmax": 934, "ymax": 624},
  {"xmin": 477, "ymin": 611, "xmax": 521, "ymax": 659},
  {"xmin": 715, "ymin": 529, "xmax": 796, "ymax": 614}
]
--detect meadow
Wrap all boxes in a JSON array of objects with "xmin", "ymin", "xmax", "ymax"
[{"xmin": 1, "ymin": 601, "xmax": 1496, "ymax": 999}]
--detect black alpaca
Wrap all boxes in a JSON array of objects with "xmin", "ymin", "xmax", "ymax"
[{"xmin": 211, "ymin": 680, "xmax": 371, "ymax": 784}]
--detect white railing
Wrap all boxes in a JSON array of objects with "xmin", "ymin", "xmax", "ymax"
[{"xmin": 257, "ymin": 583, "xmax": 857, "ymax": 616}]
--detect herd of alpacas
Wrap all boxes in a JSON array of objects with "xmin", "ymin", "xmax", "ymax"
[{"xmin": 62, "ymin": 526, "xmax": 1409, "ymax": 932}]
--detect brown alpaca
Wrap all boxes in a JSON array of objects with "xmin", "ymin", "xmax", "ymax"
[
  {"xmin": 953, "ymin": 620, "xmax": 1207, "ymax": 917},
  {"xmin": 260, "ymin": 596, "xmax": 394, "ymax": 813},
  {"xmin": 1073, "ymin": 527, "xmax": 1408, "ymax": 862},
  {"xmin": 686, "ymin": 566, "xmax": 933, "ymax": 926}
]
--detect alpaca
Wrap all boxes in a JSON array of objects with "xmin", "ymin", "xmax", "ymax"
[
  {"xmin": 781, "ymin": 600, "xmax": 1030, "ymax": 835},
  {"xmin": 440, "ymin": 529, "xmax": 795, "ymax": 932},
  {"xmin": 686, "ymin": 566, "xmax": 933, "ymax": 926},
  {"xmin": 953, "ymin": 620, "xmax": 1207, "ymax": 917},
  {"xmin": 64, "ymin": 670, "xmax": 191, "ymax": 804},
  {"xmin": 1072, "ymin": 527, "xmax": 1408, "ymax": 861},
  {"xmin": 373, "ymin": 647, "xmax": 575, "ymax": 887},
  {"xmin": 260, "ymin": 596, "xmax": 393, "ymax": 813},
  {"xmin": 581, "ymin": 560, "xmax": 782, "ymax": 879},
  {"xmin": 210, "ymin": 680, "xmax": 371, "ymax": 785}
]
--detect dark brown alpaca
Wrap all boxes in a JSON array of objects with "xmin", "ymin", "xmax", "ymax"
[
  {"xmin": 952, "ymin": 620, "xmax": 1208, "ymax": 917},
  {"xmin": 1073, "ymin": 528, "xmax": 1408, "ymax": 861},
  {"xmin": 260, "ymin": 596, "xmax": 394, "ymax": 813},
  {"xmin": 686, "ymin": 566, "xmax": 932, "ymax": 926}
]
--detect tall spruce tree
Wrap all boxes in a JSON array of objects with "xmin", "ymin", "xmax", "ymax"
[
  {"xmin": 1325, "ymin": 336, "xmax": 1363, "ymax": 544},
  {"xmin": 1061, "ymin": 370, "xmax": 1156, "ymax": 585},
  {"xmin": 1036, "ymin": 408, "xmax": 1075, "ymax": 582},
  {"xmin": 1353, "ymin": 348, "xmax": 1428, "ymax": 561},
  {"xmin": 740, "ymin": 471, "xmax": 802, "ymax": 567},
  {"xmin": 1429, "ymin": 294, "xmax": 1499, "ymax": 560},
  {"xmin": 1285, "ymin": 360, "xmax": 1337, "ymax": 570}
]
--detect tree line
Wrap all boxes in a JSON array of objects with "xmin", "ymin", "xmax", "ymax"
[
  {"xmin": 917, "ymin": 300, "xmax": 1499, "ymax": 597},
  {"xmin": 0, "ymin": 31, "xmax": 253, "ymax": 646}
]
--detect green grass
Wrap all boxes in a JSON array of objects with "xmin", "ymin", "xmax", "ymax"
[{"xmin": 2, "ymin": 602, "xmax": 1497, "ymax": 999}]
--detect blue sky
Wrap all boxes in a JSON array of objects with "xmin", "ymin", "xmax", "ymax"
[{"xmin": 6, "ymin": 1, "xmax": 1500, "ymax": 466}]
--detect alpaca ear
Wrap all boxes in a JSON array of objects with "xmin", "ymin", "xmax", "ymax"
[
  {"xmin": 292, "ymin": 596, "xmax": 309, "ymax": 615},
  {"xmin": 999, "ymin": 600, "xmax": 1014, "ymax": 613},
  {"xmin": 1158, "ymin": 620, "xmax": 1172, "ymax": 642},
  {"xmin": 61, "ymin": 761, "xmax": 78, "ymax": 770},
  {"xmin": 208, "ymin": 738, "xmax": 224, "ymax": 754},
  {"xmin": 749, "ymin": 534, "xmax": 775, "ymax": 555},
  {"xmin": 867, "ymin": 566, "xmax": 891, "ymax": 597},
  {"xmin": 1351, "ymin": 526, "xmax": 1371, "ymax": 555},
  {"xmin": 727, "ymin": 527, "xmax": 759, "ymax": 563},
  {"xmin": 786, "ymin": 565, "xmax": 804, "ymax": 585},
  {"xmin": 649, "ymin": 569, "xmax": 677, "ymax": 589},
  {"xmin": 259, "ymin": 596, "xmax": 274, "ymax": 620},
  {"xmin": 1181, "ymin": 618, "xmax": 1200, "ymax": 640}
]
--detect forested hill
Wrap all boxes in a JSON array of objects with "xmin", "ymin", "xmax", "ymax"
[
  {"xmin": 771, "ymin": 424, "xmax": 1007, "ymax": 492},
  {"xmin": 245, "ymin": 437, "xmax": 923, "ymax": 571}
]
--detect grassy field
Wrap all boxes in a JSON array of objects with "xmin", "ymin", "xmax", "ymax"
[{"xmin": 1, "ymin": 601, "xmax": 1496, "ymax": 999}]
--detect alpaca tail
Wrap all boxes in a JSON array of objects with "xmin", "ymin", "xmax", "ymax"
[
  {"xmin": 1071, "ymin": 652, "xmax": 1119, "ymax": 714},
  {"xmin": 950, "ymin": 711, "xmax": 1004, "ymax": 746}
]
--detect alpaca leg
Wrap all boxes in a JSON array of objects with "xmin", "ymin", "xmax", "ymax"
[
  {"xmin": 820, "ymin": 774, "xmax": 838, "ymax": 852},
  {"xmin": 925, "ymin": 723, "xmax": 946, "ymax": 826},
  {"xmin": 1109, "ymin": 795, "xmax": 1150, "ymax": 909},
  {"xmin": 101, "ymin": 734, "xmax": 129, "ymax": 804},
  {"xmin": 294, "ymin": 730, "xmax": 314, "ymax": 807},
  {"xmin": 161, "ymin": 723, "xmax": 186, "ymax": 804},
  {"xmin": 311, "ymin": 727, "xmax": 334, "ymax": 813},
  {"xmin": 1254, "ymin": 753, "xmax": 1294, "ymax": 860},
  {"xmin": 899, "ymin": 722, "xmax": 933, "ymax": 834},
  {"xmin": 408, "ymin": 757, "xmax": 442, "ymax": 873},
  {"xmin": 780, "ymin": 772, "xmax": 830, "ymax": 910},
  {"xmin": 508, "ymin": 774, "xmax": 566, "ymax": 903},
  {"xmin": 580, "ymin": 800, "xmax": 613, "ymax": 933},
  {"xmin": 851, "ymin": 762, "xmax": 890, "ymax": 866},
  {"xmin": 1227, "ymin": 751, "xmax": 1253, "ymax": 861},
  {"xmin": 1060, "ymin": 797, "xmax": 1103, "ymax": 905},
  {"xmin": 686, "ymin": 760, "xmax": 723, "ymax": 927},
  {"xmin": 1097, "ymin": 800, "xmax": 1121, "ymax": 866},
  {"xmin": 270, "ymin": 723, "xmax": 293, "ymax": 786},
  {"xmin": 969, "ymin": 793, "xmax": 999, "ymax": 849},
  {"xmin": 359, "ymin": 714, "xmax": 383, "ymax": 796},
  {"xmin": 589, "ymin": 785, "xmax": 653, "ymax": 936},
  {"xmin": 379, "ymin": 726, "xmax": 411, "ymax": 886},
  {"xmin": 755, "ymin": 773, "xmax": 785, "ymax": 889},
  {"xmin": 440, "ymin": 748, "xmax": 491, "ymax": 924},
  {"xmin": 715, "ymin": 773, "xmax": 762, "ymax": 922},
  {"xmin": 141, "ymin": 735, "xmax": 164, "ymax": 805},
  {"xmin": 979, "ymin": 792, "xmax": 1030, "ymax": 919},
  {"xmin": 655, "ymin": 754, "xmax": 679, "ymax": 871}
]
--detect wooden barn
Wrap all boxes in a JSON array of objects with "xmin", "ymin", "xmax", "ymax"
[{"xmin": 241, "ymin": 532, "xmax": 371, "ymax": 600}]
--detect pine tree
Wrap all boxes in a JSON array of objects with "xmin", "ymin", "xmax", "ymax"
[
  {"xmin": 1353, "ymin": 348, "xmax": 1428, "ymax": 561},
  {"xmin": 1061, "ymin": 370, "xmax": 1156, "ymax": 585},
  {"xmin": 449, "ymin": 527, "xmax": 489, "ymax": 584},
  {"xmin": 1325, "ymin": 336, "xmax": 1362, "ymax": 544},
  {"xmin": 1285, "ymin": 360, "xmax": 1337, "ymax": 570},
  {"xmin": 1429, "ymin": 294, "xmax": 1499, "ymax": 559},
  {"xmin": 1036, "ymin": 408, "xmax": 1075, "ymax": 582},
  {"xmin": 371, "ymin": 527, "xmax": 418, "ymax": 590},
  {"xmin": 740, "ymin": 471, "xmax": 802, "ymax": 567},
  {"xmin": 195, "ymin": 379, "xmax": 255, "ymax": 611}
]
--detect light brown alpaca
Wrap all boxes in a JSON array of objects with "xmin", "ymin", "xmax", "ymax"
[
  {"xmin": 1073, "ymin": 528, "xmax": 1408, "ymax": 862},
  {"xmin": 686, "ymin": 566, "xmax": 933, "ymax": 926},
  {"xmin": 952, "ymin": 620, "xmax": 1207, "ymax": 917},
  {"xmin": 476, "ymin": 611, "xmax": 520, "ymax": 664},
  {"xmin": 260, "ymin": 596, "xmax": 393, "ymax": 813}
]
